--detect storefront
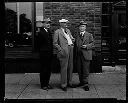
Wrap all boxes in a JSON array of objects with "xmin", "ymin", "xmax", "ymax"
[{"xmin": 4, "ymin": 2, "xmax": 126, "ymax": 73}]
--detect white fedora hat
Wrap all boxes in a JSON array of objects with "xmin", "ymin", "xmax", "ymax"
[{"xmin": 59, "ymin": 19, "xmax": 69, "ymax": 23}]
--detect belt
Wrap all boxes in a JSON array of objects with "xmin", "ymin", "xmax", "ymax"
[{"xmin": 68, "ymin": 44, "xmax": 74, "ymax": 46}]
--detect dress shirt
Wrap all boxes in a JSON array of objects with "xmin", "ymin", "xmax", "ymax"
[
  {"xmin": 44, "ymin": 28, "xmax": 48, "ymax": 32},
  {"xmin": 61, "ymin": 28, "xmax": 73, "ymax": 45},
  {"xmin": 80, "ymin": 31, "xmax": 85, "ymax": 36}
]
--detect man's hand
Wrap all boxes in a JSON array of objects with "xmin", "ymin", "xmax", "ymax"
[{"xmin": 81, "ymin": 45, "xmax": 87, "ymax": 49}]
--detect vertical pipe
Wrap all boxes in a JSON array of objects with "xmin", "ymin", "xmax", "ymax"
[
  {"xmin": 42, "ymin": 2, "xmax": 44, "ymax": 19},
  {"xmin": 16, "ymin": 2, "xmax": 20, "ymax": 34},
  {"xmin": 32, "ymin": 2, "xmax": 36, "ymax": 52},
  {"xmin": 0, "ymin": 1, "xmax": 5, "ymax": 101}
]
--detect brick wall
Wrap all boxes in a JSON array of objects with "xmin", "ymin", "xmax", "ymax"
[{"xmin": 43, "ymin": 2, "xmax": 102, "ymax": 54}]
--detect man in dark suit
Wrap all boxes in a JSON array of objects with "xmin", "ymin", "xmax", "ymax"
[
  {"xmin": 75, "ymin": 21, "xmax": 94, "ymax": 91},
  {"xmin": 37, "ymin": 18, "xmax": 53, "ymax": 90}
]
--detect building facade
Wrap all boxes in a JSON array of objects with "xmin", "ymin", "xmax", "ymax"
[{"xmin": 5, "ymin": 2, "xmax": 126, "ymax": 73}]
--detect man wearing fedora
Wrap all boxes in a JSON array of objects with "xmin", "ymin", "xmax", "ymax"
[
  {"xmin": 37, "ymin": 18, "xmax": 53, "ymax": 90},
  {"xmin": 53, "ymin": 19, "xmax": 75, "ymax": 91},
  {"xmin": 75, "ymin": 21, "xmax": 94, "ymax": 91}
]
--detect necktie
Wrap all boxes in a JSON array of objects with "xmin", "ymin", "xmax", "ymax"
[
  {"xmin": 64, "ymin": 29, "xmax": 68, "ymax": 34},
  {"xmin": 45, "ymin": 29, "xmax": 48, "ymax": 32},
  {"xmin": 80, "ymin": 33, "xmax": 84, "ymax": 41}
]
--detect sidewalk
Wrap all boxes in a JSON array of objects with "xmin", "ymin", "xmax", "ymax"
[{"xmin": 5, "ymin": 66, "xmax": 126, "ymax": 100}]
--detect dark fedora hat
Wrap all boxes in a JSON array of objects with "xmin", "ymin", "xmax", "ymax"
[
  {"xmin": 79, "ymin": 21, "xmax": 87, "ymax": 26},
  {"xmin": 42, "ymin": 18, "xmax": 51, "ymax": 23}
]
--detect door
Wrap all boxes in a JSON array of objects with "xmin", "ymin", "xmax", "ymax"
[{"xmin": 112, "ymin": 10, "xmax": 126, "ymax": 65}]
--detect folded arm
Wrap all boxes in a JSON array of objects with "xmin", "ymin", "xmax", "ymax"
[{"xmin": 82, "ymin": 34, "xmax": 95, "ymax": 50}]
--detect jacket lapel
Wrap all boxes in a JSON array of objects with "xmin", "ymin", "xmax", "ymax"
[
  {"xmin": 61, "ymin": 29, "xmax": 66, "ymax": 38},
  {"xmin": 77, "ymin": 32, "xmax": 83, "ymax": 47},
  {"xmin": 82, "ymin": 31, "xmax": 89, "ymax": 44},
  {"xmin": 60, "ymin": 28, "xmax": 67, "ymax": 40}
]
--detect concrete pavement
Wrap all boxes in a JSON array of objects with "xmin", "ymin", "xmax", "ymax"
[{"xmin": 5, "ymin": 65, "xmax": 126, "ymax": 100}]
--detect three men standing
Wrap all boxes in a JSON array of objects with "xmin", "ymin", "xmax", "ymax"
[
  {"xmin": 75, "ymin": 21, "xmax": 94, "ymax": 91},
  {"xmin": 38, "ymin": 18, "xmax": 94, "ymax": 91},
  {"xmin": 53, "ymin": 19, "xmax": 75, "ymax": 91}
]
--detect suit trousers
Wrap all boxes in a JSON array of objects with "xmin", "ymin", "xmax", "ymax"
[
  {"xmin": 77, "ymin": 51, "xmax": 90, "ymax": 84},
  {"xmin": 39, "ymin": 52, "xmax": 52, "ymax": 87},
  {"xmin": 59, "ymin": 45, "xmax": 73, "ymax": 88}
]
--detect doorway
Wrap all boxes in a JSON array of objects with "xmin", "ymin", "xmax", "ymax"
[{"xmin": 111, "ymin": 3, "xmax": 126, "ymax": 65}]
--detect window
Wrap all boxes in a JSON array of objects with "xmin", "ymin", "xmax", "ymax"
[
  {"xmin": 5, "ymin": 2, "xmax": 32, "ymax": 48},
  {"xmin": 101, "ymin": 2, "xmax": 113, "ymax": 65}
]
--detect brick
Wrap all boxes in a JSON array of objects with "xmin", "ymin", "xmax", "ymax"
[
  {"xmin": 94, "ymin": 18, "xmax": 101, "ymax": 23},
  {"xmin": 95, "ymin": 36, "xmax": 101, "ymax": 39},
  {"xmin": 43, "ymin": 2, "xmax": 102, "ymax": 52},
  {"xmin": 95, "ymin": 48, "xmax": 101, "ymax": 51},
  {"xmin": 94, "ymin": 24, "xmax": 101, "ymax": 27}
]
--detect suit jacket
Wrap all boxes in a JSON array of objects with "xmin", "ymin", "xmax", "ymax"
[
  {"xmin": 75, "ymin": 31, "xmax": 94, "ymax": 60},
  {"xmin": 38, "ymin": 27, "xmax": 53, "ymax": 54},
  {"xmin": 53, "ymin": 28, "xmax": 74, "ymax": 58}
]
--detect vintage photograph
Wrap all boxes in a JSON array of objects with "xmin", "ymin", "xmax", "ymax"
[{"xmin": 3, "ymin": 1, "xmax": 126, "ymax": 102}]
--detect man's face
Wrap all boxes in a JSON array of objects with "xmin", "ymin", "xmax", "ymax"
[
  {"xmin": 60, "ymin": 22, "xmax": 68, "ymax": 29},
  {"xmin": 43, "ymin": 22, "xmax": 50, "ymax": 29},
  {"xmin": 79, "ymin": 25, "xmax": 86, "ymax": 32}
]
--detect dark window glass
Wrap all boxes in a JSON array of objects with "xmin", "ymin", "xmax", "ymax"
[
  {"xmin": 102, "ymin": 27, "xmax": 111, "ymax": 37},
  {"xmin": 5, "ymin": 2, "xmax": 32, "ymax": 48},
  {"xmin": 102, "ymin": 15, "xmax": 111, "ymax": 26},
  {"xmin": 102, "ymin": 3, "xmax": 112, "ymax": 14}
]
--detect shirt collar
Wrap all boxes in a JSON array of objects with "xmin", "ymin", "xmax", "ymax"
[
  {"xmin": 80, "ymin": 31, "xmax": 85, "ymax": 34},
  {"xmin": 61, "ymin": 28, "xmax": 66, "ymax": 31},
  {"xmin": 80, "ymin": 31, "xmax": 85, "ymax": 36},
  {"xmin": 44, "ymin": 28, "xmax": 48, "ymax": 32},
  {"xmin": 61, "ymin": 28, "xmax": 64, "ymax": 31},
  {"xmin": 61, "ymin": 28, "xmax": 68, "ymax": 34}
]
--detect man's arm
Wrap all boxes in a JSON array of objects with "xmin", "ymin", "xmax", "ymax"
[
  {"xmin": 82, "ymin": 34, "xmax": 95, "ymax": 50},
  {"xmin": 53, "ymin": 30, "xmax": 62, "ymax": 52}
]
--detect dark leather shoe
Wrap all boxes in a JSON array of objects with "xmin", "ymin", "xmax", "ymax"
[
  {"xmin": 61, "ymin": 87, "xmax": 67, "ymax": 91},
  {"xmin": 41, "ymin": 86, "xmax": 48, "ymax": 90},
  {"xmin": 83, "ymin": 86, "xmax": 89, "ymax": 91},
  {"xmin": 75, "ymin": 83, "xmax": 84, "ymax": 87},
  {"xmin": 67, "ymin": 84, "xmax": 75, "ymax": 88},
  {"xmin": 47, "ymin": 84, "xmax": 53, "ymax": 89}
]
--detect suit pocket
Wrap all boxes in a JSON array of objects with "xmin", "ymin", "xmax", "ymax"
[
  {"xmin": 82, "ymin": 50, "xmax": 92, "ymax": 60},
  {"xmin": 57, "ymin": 49, "xmax": 66, "ymax": 58}
]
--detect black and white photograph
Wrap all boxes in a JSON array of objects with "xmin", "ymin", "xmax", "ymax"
[{"xmin": 2, "ymin": 1, "xmax": 126, "ymax": 102}]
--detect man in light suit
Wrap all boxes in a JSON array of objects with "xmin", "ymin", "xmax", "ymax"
[
  {"xmin": 53, "ymin": 19, "xmax": 75, "ymax": 91},
  {"xmin": 75, "ymin": 21, "xmax": 94, "ymax": 91}
]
